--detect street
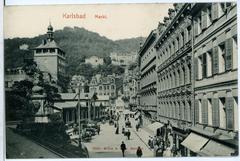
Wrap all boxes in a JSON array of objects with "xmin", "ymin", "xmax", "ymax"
[{"xmin": 83, "ymin": 112, "xmax": 154, "ymax": 158}]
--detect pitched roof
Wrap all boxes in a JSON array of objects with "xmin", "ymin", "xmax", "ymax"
[{"xmin": 34, "ymin": 40, "xmax": 62, "ymax": 50}]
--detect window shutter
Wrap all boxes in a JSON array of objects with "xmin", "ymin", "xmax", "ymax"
[
  {"xmin": 201, "ymin": 9, "xmax": 208, "ymax": 29},
  {"xmin": 212, "ymin": 3, "xmax": 219, "ymax": 21},
  {"xmin": 226, "ymin": 97, "xmax": 234, "ymax": 129},
  {"xmin": 194, "ymin": 58, "xmax": 198, "ymax": 80},
  {"xmin": 202, "ymin": 99, "xmax": 208, "ymax": 124},
  {"xmin": 225, "ymin": 38, "xmax": 233, "ymax": 71},
  {"xmin": 194, "ymin": 100, "xmax": 199, "ymax": 123},
  {"xmin": 202, "ymin": 53, "xmax": 207, "ymax": 78},
  {"xmin": 194, "ymin": 20, "xmax": 198, "ymax": 36},
  {"xmin": 212, "ymin": 98, "xmax": 220, "ymax": 127},
  {"xmin": 184, "ymin": 29, "xmax": 188, "ymax": 44},
  {"xmin": 212, "ymin": 46, "xmax": 219, "ymax": 75}
]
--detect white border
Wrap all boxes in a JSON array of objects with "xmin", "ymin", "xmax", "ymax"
[{"xmin": 1, "ymin": 1, "xmax": 239, "ymax": 161}]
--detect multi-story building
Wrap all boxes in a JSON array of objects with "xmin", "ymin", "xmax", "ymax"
[
  {"xmin": 184, "ymin": 2, "xmax": 238, "ymax": 156},
  {"xmin": 147, "ymin": 2, "xmax": 238, "ymax": 157},
  {"xmin": 33, "ymin": 23, "xmax": 66, "ymax": 87},
  {"xmin": 138, "ymin": 29, "xmax": 158, "ymax": 127},
  {"xmin": 89, "ymin": 74, "xmax": 117, "ymax": 98},
  {"xmin": 85, "ymin": 56, "xmax": 104, "ymax": 67},
  {"xmin": 5, "ymin": 67, "xmax": 31, "ymax": 88},
  {"xmin": 154, "ymin": 3, "xmax": 193, "ymax": 156}
]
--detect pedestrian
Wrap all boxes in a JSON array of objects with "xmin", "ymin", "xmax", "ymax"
[
  {"xmin": 136, "ymin": 146, "xmax": 143, "ymax": 157},
  {"xmin": 122, "ymin": 127, "xmax": 125, "ymax": 134},
  {"xmin": 120, "ymin": 141, "xmax": 127, "ymax": 157},
  {"xmin": 97, "ymin": 125, "xmax": 100, "ymax": 135},
  {"xmin": 136, "ymin": 124, "xmax": 140, "ymax": 131},
  {"xmin": 127, "ymin": 130, "xmax": 131, "ymax": 140},
  {"xmin": 115, "ymin": 127, "xmax": 119, "ymax": 134}
]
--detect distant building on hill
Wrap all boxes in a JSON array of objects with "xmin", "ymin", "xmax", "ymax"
[
  {"xmin": 85, "ymin": 56, "xmax": 104, "ymax": 66},
  {"xmin": 110, "ymin": 52, "xmax": 137, "ymax": 66}
]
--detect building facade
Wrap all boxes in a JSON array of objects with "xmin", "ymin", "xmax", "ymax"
[
  {"xmin": 147, "ymin": 2, "xmax": 238, "ymax": 157},
  {"xmin": 187, "ymin": 2, "xmax": 238, "ymax": 156},
  {"xmin": 154, "ymin": 4, "xmax": 193, "ymax": 156},
  {"xmin": 33, "ymin": 24, "xmax": 66, "ymax": 86},
  {"xmin": 5, "ymin": 68, "xmax": 31, "ymax": 88},
  {"xmin": 138, "ymin": 29, "xmax": 158, "ymax": 127},
  {"xmin": 89, "ymin": 74, "xmax": 117, "ymax": 99}
]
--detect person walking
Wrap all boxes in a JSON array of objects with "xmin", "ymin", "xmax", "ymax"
[
  {"xmin": 127, "ymin": 130, "xmax": 131, "ymax": 140},
  {"xmin": 115, "ymin": 126, "xmax": 119, "ymax": 134},
  {"xmin": 136, "ymin": 146, "xmax": 143, "ymax": 157},
  {"xmin": 120, "ymin": 141, "xmax": 127, "ymax": 157},
  {"xmin": 97, "ymin": 125, "xmax": 100, "ymax": 135}
]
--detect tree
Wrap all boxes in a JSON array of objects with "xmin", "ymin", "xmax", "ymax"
[{"xmin": 103, "ymin": 56, "xmax": 112, "ymax": 65}]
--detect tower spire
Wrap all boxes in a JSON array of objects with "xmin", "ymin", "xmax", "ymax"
[{"xmin": 47, "ymin": 22, "xmax": 54, "ymax": 41}]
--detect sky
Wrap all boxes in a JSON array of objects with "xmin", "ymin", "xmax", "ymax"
[{"xmin": 4, "ymin": 3, "xmax": 173, "ymax": 40}]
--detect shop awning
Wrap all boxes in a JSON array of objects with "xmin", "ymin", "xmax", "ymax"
[
  {"xmin": 181, "ymin": 132, "xmax": 209, "ymax": 153},
  {"xmin": 123, "ymin": 110, "xmax": 135, "ymax": 114},
  {"xmin": 198, "ymin": 140, "xmax": 236, "ymax": 156},
  {"xmin": 147, "ymin": 122, "xmax": 164, "ymax": 132}
]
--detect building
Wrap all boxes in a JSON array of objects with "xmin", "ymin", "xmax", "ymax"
[
  {"xmin": 154, "ymin": 3, "xmax": 193, "ymax": 156},
  {"xmin": 146, "ymin": 2, "xmax": 238, "ymax": 157},
  {"xmin": 183, "ymin": 2, "xmax": 238, "ymax": 156},
  {"xmin": 89, "ymin": 74, "xmax": 117, "ymax": 98},
  {"xmin": 123, "ymin": 63, "xmax": 140, "ymax": 110},
  {"xmin": 85, "ymin": 56, "xmax": 104, "ymax": 66},
  {"xmin": 69, "ymin": 75, "xmax": 88, "ymax": 92},
  {"xmin": 110, "ymin": 52, "xmax": 137, "ymax": 66},
  {"xmin": 138, "ymin": 29, "xmax": 159, "ymax": 127},
  {"xmin": 5, "ymin": 67, "xmax": 31, "ymax": 88},
  {"xmin": 33, "ymin": 23, "xmax": 66, "ymax": 87}
]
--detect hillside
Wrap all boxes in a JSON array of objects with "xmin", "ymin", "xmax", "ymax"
[{"xmin": 4, "ymin": 26, "xmax": 145, "ymax": 76}]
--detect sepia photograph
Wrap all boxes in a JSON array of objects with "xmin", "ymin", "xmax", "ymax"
[{"xmin": 3, "ymin": 1, "xmax": 238, "ymax": 159}]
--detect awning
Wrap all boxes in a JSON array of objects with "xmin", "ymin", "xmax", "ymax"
[
  {"xmin": 123, "ymin": 110, "xmax": 135, "ymax": 114},
  {"xmin": 181, "ymin": 132, "xmax": 209, "ymax": 153},
  {"xmin": 198, "ymin": 140, "xmax": 236, "ymax": 156},
  {"xmin": 147, "ymin": 122, "xmax": 164, "ymax": 133}
]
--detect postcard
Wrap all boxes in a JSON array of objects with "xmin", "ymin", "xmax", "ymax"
[{"xmin": 3, "ymin": 2, "xmax": 238, "ymax": 159}]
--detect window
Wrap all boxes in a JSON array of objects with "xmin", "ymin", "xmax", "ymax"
[
  {"xmin": 207, "ymin": 5, "xmax": 212, "ymax": 25},
  {"xmin": 233, "ymin": 36, "xmax": 238, "ymax": 69},
  {"xmin": 198, "ymin": 56, "xmax": 203, "ymax": 79},
  {"xmin": 202, "ymin": 53, "xmax": 207, "ymax": 78},
  {"xmin": 198, "ymin": 100, "xmax": 202, "ymax": 123},
  {"xmin": 111, "ymin": 85, "xmax": 115, "ymax": 89},
  {"xmin": 187, "ymin": 26, "xmax": 191, "ymax": 42},
  {"xmin": 219, "ymin": 43, "xmax": 226, "ymax": 72},
  {"xmin": 219, "ymin": 97, "xmax": 226, "ymax": 129},
  {"xmin": 99, "ymin": 86, "xmax": 102, "ymax": 90},
  {"xmin": 50, "ymin": 49, "xmax": 55, "ymax": 53},
  {"xmin": 207, "ymin": 50, "xmax": 213, "ymax": 76},
  {"xmin": 198, "ymin": 15, "xmax": 202, "ymax": 34}
]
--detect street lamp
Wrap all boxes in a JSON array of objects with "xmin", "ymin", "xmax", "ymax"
[{"xmin": 77, "ymin": 83, "xmax": 82, "ymax": 148}]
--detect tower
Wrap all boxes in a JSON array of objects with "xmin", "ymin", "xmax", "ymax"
[{"xmin": 33, "ymin": 23, "xmax": 66, "ymax": 86}]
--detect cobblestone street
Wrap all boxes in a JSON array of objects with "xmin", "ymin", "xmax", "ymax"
[{"xmin": 83, "ymin": 114, "xmax": 154, "ymax": 158}]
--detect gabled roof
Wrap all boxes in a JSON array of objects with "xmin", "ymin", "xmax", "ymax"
[{"xmin": 35, "ymin": 40, "xmax": 59, "ymax": 49}]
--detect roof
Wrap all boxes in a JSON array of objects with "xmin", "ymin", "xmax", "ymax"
[
  {"xmin": 34, "ymin": 40, "xmax": 61, "ymax": 50},
  {"xmin": 54, "ymin": 101, "xmax": 88, "ymax": 109},
  {"xmin": 59, "ymin": 92, "xmax": 96, "ymax": 100}
]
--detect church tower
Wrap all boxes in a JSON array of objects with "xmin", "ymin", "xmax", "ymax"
[{"xmin": 33, "ymin": 23, "xmax": 66, "ymax": 86}]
